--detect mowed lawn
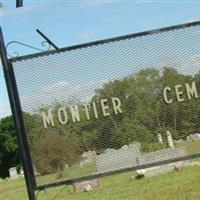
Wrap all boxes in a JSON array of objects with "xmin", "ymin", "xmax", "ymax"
[{"xmin": 1, "ymin": 165, "xmax": 200, "ymax": 200}]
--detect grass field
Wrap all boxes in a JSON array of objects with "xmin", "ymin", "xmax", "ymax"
[{"xmin": 1, "ymin": 165, "xmax": 200, "ymax": 200}]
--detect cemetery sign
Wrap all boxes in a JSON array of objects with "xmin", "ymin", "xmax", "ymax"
[{"xmin": 1, "ymin": 21, "xmax": 200, "ymax": 200}]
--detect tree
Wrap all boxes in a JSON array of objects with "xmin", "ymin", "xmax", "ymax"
[
  {"xmin": 0, "ymin": 116, "xmax": 20, "ymax": 178},
  {"xmin": 0, "ymin": 2, "xmax": 3, "ymax": 8},
  {"xmin": 23, "ymin": 109, "xmax": 83, "ymax": 174}
]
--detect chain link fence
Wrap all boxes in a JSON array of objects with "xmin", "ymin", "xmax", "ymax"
[{"xmin": 10, "ymin": 22, "xmax": 200, "ymax": 187}]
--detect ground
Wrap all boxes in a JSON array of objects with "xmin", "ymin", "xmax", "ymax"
[{"xmin": 1, "ymin": 165, "xmax": 200, "ymax": 200}]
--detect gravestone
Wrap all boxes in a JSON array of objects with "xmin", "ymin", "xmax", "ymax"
[
  {"xmin": 65, "ymin": 164, "xmax": 69, "ymax": 170},
  {"xmin": 73, "ymin": 178, "xmax": 100, "ymax": 192},
  {"xmin": 96, "ymin": 143, "xmax": 141, "ymax": 173},
  {"xmin": 20, "ymin": 169, "xmax": 24, "ymax": 177},
  {"xmin": 138, "ymin": 147, "xmax": 187, "ymax": 165},
  {"xmin": 33, "ymin": 165, "xmax": 39, "ymax": 176},
  {"xmin": 9, "ymin": 167, "xmax": 18, "ymax": 179},
  {"xmin": 167, "ymin": 130, "xmax": 174, "ymax": 148},
  {"xmin": 157, "ymin": 133, "xmax": 163, "ymax": 144},
  {"xmin": 80, "ymin": 151, "xmax": 96, "ymax": 167},
  {"xmin": 186, "ymin": 133, "xmax": 200, "ymax": 141}
]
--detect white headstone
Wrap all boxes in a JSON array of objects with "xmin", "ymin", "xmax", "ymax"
[
  {"xmin": 9, "ymin": 167, "xmax": 18, "ymax": 179},
  {"xmin": 65, "ymin": 164, "xmax": 69, "ymax": 170},
  {"xmin": 20, "ymin": 169, "xmax": 24, "ymax": 177},
  {"xmin": 33, "ymin": 165, "xmax": 39, "ymax": 176},
  {"xmin": 157, "ymin": 133, "xmax": 163, "ymax": 144},
  {"xmin": 167, "ymin": 130, "xmax": 174, "ymax": 148}
]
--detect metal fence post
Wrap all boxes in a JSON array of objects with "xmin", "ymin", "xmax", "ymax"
[
  {"xmin": 16, "ymin": 0, "xmax": 23, "ymax": 8},
  {"xmin": 0, "ymin": 27, "xmax": 36, "ymax": 200}
]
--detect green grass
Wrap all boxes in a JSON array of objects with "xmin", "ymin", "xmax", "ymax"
[
  {"xmin": 1, "ymin": 165, "xmax": 200, "ymax": 200},
  {"xmin": 36, "ymin": 161, "xmax": 96, "ymax": 186}
]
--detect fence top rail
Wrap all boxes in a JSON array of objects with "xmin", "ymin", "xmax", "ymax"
[{"xmin": 9, "ymin": 20, "xmax": 200, "ymax": 63}]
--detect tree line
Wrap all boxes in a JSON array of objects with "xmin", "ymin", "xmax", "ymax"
[{"xmin": 1, "ymin": 67, "xmax": 200, "ymax": 176}]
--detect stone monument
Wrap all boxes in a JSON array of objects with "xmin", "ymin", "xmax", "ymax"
[
  {"xmin": 157, "ymin": 133, "xmax": 163, "ymax": 144},
  {"xmin": 9, "ymin": 167, "xmax": 18, "ymax": 179},
  {"xmin": 167, "ymin": 130, "xmax": 174, "ymax": 148}
]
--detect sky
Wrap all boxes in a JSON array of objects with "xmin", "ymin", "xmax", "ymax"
[{"xmin": 1, "ymin": 0, "xmax": 200, "ymax": 118}]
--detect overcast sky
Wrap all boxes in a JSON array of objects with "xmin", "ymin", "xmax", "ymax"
[{"xmin": 1, "ymin": 0, "xmax": 200, "ymax": 118}]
